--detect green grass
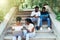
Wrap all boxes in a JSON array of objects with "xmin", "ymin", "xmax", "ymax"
[
  {"xmin": 53, "ymin": 8, "xmax": 60, "ymax": 21},
  {"xmin": 56, "ymin": 13, "xmax": 60, "ymax": 21}
]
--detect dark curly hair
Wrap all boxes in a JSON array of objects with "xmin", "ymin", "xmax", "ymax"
[{"xmin": 16, "ymin": 17, "xmax": 22, "ymax": 22}]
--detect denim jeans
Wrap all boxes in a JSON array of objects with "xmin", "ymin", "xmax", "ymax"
[
  {"xmin": 12, "ymin": 36, "xmax": 21, "ymax": 40},
  {"xmin": 23, "ymin": 30, "xmax": 35, "ymax": 40},
  {"xmin": 12, "ymin": 31, "xmax": 23, "ymax": 40},
  {"xmin": 40, "ymin": 15, "xmax": 51, "ymax": 27}
]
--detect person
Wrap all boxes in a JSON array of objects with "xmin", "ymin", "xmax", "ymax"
[
  {"xmin": 30, "ymin": 6, "xmax": 41, "ymax": 30},
  {"xmin": 40, "ymin": 7, "xmax": 51, "ymax": 30},
  {"xmin": 23, "ymin": 18, "xmax": 35, "ymax": 40},
  {"xmin": 43, "ymin": 3, "xmax": 52, "ymax": 13},
  {"xmin": 12, "ymin": 17, "xmax": 23, "ymax": 40}
]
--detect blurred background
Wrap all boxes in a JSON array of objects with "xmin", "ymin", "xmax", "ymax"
[{"xmin": 0, "ymin": 0, "xmax": 60, "ymax": 23}]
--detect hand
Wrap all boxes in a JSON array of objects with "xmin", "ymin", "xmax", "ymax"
[
  {"xmin": 34, "ymin": 15, "xmax": 38, "ymax": 18},
  {"xmin": 12, "ymin": 31, "xmax": 14, "ymax": 34}
]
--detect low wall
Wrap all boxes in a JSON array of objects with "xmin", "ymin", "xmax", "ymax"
[
  {"xmin": 49, "ymin": 12, "xmax": 60, "ymax": 40},
  {"xmin": 0, "ymin": 7, "xmax": 17, "ymax": 40}
]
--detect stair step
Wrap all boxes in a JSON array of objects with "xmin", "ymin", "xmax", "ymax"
[
  {"xmin": 10, "ymin": 21, "xmax": 25, "ymax": 25},
  {"xmin": 6, "ymin": 26, "xmax": 53, "ymax": 35},
  {"xmin": 6, "ymin": 25, "xmax": 52, "ymax": 34},
  {"xmin": 12, "ymin": 18, "xmax": 27, "ymax": 22},
  {"xmin": 4, "ymin": 33, "xmax": 56, "ymax": 40},
  {"xmin": 16, "ymin": 15, "xmax": 30, "ymax": 17},
  {"xmin": 36, "ymin": 28, "xmax": 53, "ymax": 33},
  {"xmin": 17, "ymin": 11, "xmax": 31, "ymax": 15},
  {"xmin": 6, "ymin": 29, "xmax": 53, "ymax": 35},
  {"xmin": 15, "ymin": 15, "xmax": 30, "ymax": 18}
]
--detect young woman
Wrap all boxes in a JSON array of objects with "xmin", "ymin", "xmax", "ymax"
[
  {"xmin": 12, "ymin": 17, "xmax": 23, "ymax": 40},
  {"xmin": 23, "ymin": 18, "xmax": 35, "ymax": 40}
]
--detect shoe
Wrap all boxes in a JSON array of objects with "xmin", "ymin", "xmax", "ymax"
[
  {"xmin": 36, "ymin": 26, "xmax": 39, "ymax": 30},
  {"xmin": 40, "ymin": 27, "xmax": 43, "ymax": 30},
  {"xmin": 48, "ymin": 27, "xmax": 51, "ymax": 30}
]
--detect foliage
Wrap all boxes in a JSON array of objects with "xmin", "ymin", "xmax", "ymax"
[{"xmin": 0, "ymin": 0, "xmax": 60, "ymax": 22}]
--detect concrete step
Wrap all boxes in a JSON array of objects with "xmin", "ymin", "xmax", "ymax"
[
  {"xmin": 10, "ymin": 21, "xmax": 25, "ymax": 25},
  {"xmin": 12, "ymin": 17, "xmax": 27, "ymax": 22},
  {"xmin": 4, "ymin": 33, "xmax": 56, "ymax": 40},
  {"xmin": 15, "ymin": 15, "xmax": 30, "ymax": 17},
  {"xmin": 17, "ymin": 11, "xmax": 31, "ymax": 15},
  {"xmin": 36, "ymin": 28, "xmax": 53, "ymax": 33},
  {"xmin": 6, "ymin": 25, "xmax": 53, "ymax": 35},
  {"xmin": 6, "ymin": 28, "xmax": 53, "ymax": 35},
  {"xmin": 15, "ymin": 15, "xmax": 30, "ymax": 19}
]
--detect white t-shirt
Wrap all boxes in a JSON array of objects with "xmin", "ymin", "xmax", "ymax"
[
  {"xmin": 26, "ymin": 23, "xmax": 35, "ymax": 34},
  {"xmin": 12, "ymin": 26, "xmax": 23, "ymax": 31},
  {"xmin": 31, "ymin": 11, "xmax": 41, "ymax": 16}
]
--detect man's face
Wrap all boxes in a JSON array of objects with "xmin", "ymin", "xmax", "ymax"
[
  {"xmin": 42, "ymin": 9, "xmax": 46, "ymax": 12},
  {"xmin": 16, "ymin": 21, "xmax": 20, "ymax": 25},
  {"xmin": 35, "ymin": 8, "xmax": 39, "ymax": 12}
]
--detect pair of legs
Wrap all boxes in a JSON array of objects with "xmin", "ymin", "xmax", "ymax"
[
  {"xmin": 40, "ymin": 17, "xmax": 51, "ymax": 27},
  {"xmin": 23, "ymin": 30, "xmax": 35, "ymax": 40},
  {"xmin": 30, "ymin": 17, "xmax": 40, "ymax": 26},
  {"xmin": 12, "ymin": 32, "xmax": 23, "ymax": 40},
  {"xmin": 12, "ymin": 36, "xmax": 21, "ymax": 40}
]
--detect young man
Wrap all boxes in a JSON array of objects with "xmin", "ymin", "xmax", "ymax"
[
  {"xmin": 30, "ymin": 6, "xmax": 41, "ymax": 30},
  {"xmin": 43, "ymin": 3, "xmax": 52, "ymax": 13},
  {"xmin": 40, "ymin": 7, "xmax": 51, "ymax": 30}
]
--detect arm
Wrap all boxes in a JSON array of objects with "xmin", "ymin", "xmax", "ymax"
[
  {"xmin": 25, "ymin": 27, "xmax": 34, "ymax": 33},
  {"xmin": 28, "ymin": 27, "xmax": 34, "ymax": 33},
  {"xmin": 31, "ymin": 27, "xmax": 34, "ymax": 32},
  {"xmin": 31, "ymin": 11, "xmax": 38, "ymax": 18},
  {"xmin": 32, "ymin": 11, "xmax": 41, "ymax": 18},
  {"xmin": 31, "ymin": 11, "xmax": 34, "ymax": 17},
  {"xmin": 12, "ymin": 27, "xmax": 15, "ymax": 33},
  {"xmin": 27, "ymin": 24, "xmax": 34, "ymax": 33}
]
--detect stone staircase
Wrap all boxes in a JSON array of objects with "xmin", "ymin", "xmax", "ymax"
[{"xmin": 4, "ymin": 11, "xmax": 56, "ymax": 40}]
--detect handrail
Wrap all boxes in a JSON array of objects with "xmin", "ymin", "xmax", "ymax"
[
  {"xmin": 49, "ymin": 11, "xmax": 60, "ymax": 40},
  {"xmin": 0, "ymin": 7, "xmax": 17, "ymax": 40}
]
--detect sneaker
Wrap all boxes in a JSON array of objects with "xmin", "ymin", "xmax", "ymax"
[
  {"xmin": 40, "ymin": 27, "xmax": 43, "ymax": 30},
  {"xmin": 48, "ymin": 27, "xmax": 51, "ymax": 30}
]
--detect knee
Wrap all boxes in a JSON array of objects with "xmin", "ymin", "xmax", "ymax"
[
  {"xmin": 18, "ymin": 36, "xmax": 21, "ymax": 40},
  {"xmin": 40, "ymin": 18, "xmax": 42, "ymax": 21},
  {"xmin": 23, "ymin": 30, "xmax": 27, "ymax": 36},
  {"xmin": 18, "ymin": 36, "xmax": 21, "ymax": 38},
  {"xmin": 13, "ymin": 36, "xmax": 16, "ymax": 38},
  {"xmin": 12, "ymin": 36, "xmax": 16, "ymax": 40},
  {"xmin": 37, "ymin": 18, "xmax": 40, "ymax": 21},
  {"xmin": 26, "ymin": 34, "xmax": 29, "ymax": 37},
  {"xmin": 23, "ymin": 30, "xmax": 27, "ymax": 33},
  {"xmin": 47, "ymin": 18, "xmax": 50, "ymax": 21}
]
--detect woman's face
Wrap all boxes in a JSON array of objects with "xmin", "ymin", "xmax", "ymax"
[
  {"xmin": 16, "ymin": 21, "xmax": 20, "ymax": 25},
  {"xmin": 25, "ymin": 21, "xmax": 29, "ymax": 25}
]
